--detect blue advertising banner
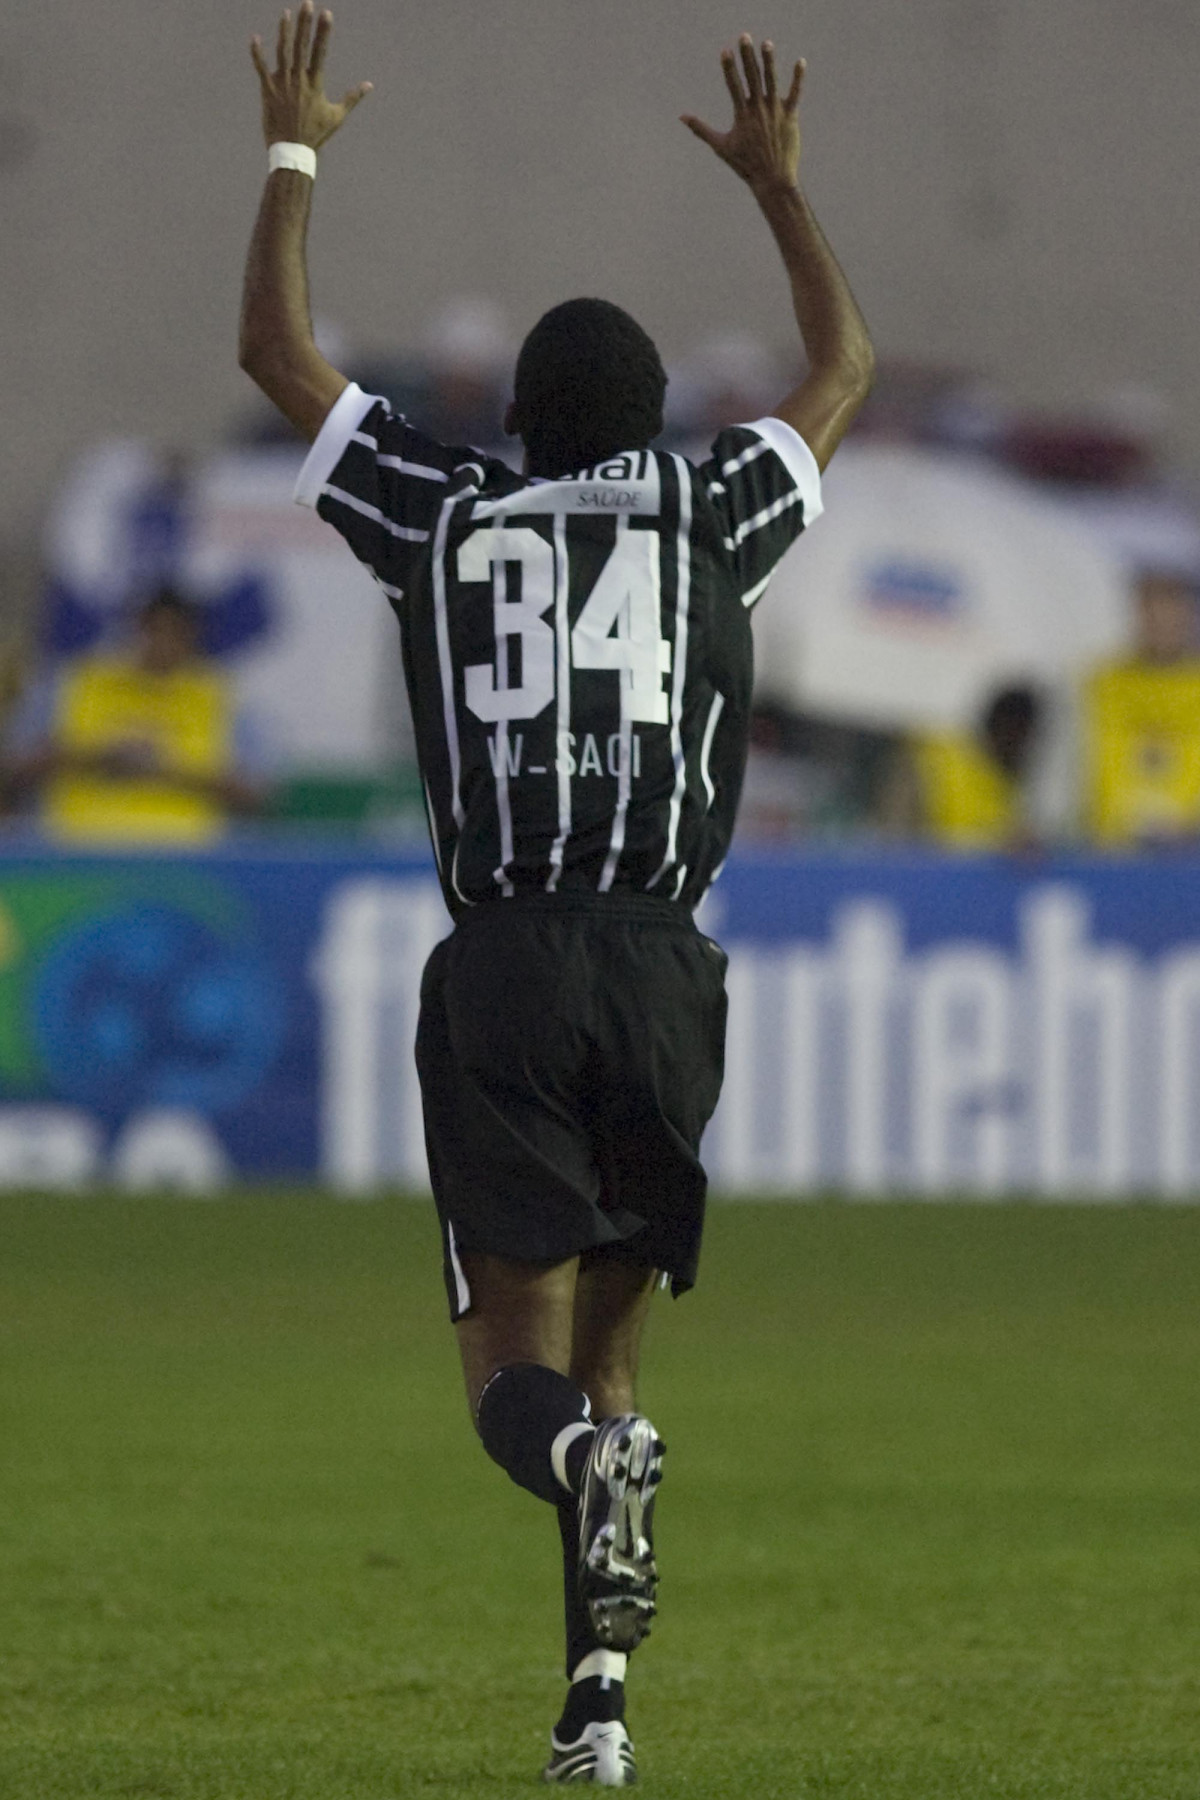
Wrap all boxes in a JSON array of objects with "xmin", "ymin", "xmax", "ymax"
[
  {"xmin": 0, "ymin": 837, "xmax": 1198, "ymax": 1197},
  {"xmin": 706, "ymin": 850, "xmax": 1200, "ymax": 1196},
  {"xmin": 0, "ymin": 840, "xmax": 443, "ymax": 1190}
]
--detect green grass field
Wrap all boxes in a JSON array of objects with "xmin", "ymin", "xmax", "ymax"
[{"xmin": 2, "ymin": 1196, "xmax": 1200, "ymax": 1798}]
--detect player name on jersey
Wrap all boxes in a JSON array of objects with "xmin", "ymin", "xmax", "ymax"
[{"xmin": 486, "ymin": 731, "xmax": 645, "ymax": 781}]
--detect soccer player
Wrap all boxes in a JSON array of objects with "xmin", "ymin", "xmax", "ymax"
[{"xmin": 241, "ymin": 10, "xmax": 873, "ymax": 1784}]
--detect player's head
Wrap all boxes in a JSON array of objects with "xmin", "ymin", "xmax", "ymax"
[
  {"xmin": 507, "ymin": 298, "xmax": 667, "ymax": 477},
  {"xmin": 135, "ymin": 588, "xmax": 202, "ymax": 674},
  {"xmin": 980, "ymin": 684, "xmax": 1041, "ymax": 776}
]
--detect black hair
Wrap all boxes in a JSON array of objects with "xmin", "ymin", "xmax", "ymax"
[
  {"xmin": 981, "ymin": 684, "xmax": 1042, "ymax": 776},
  {"xmin": 512, "ymin": 298, "xmax": 667, "ymax": 477},
  {"xmin": 982, "ymin": 685, "xmax": 1041, "ymax": 736},
  {"xmin": 140, "ymin": 586, "xmax": 200, "ymax": 630}
]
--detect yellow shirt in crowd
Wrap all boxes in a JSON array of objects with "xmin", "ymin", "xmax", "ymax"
[
  {"xmin": 1083, "ymin": 659, "xmax": 1200, "ymax": 847},
  {"xmin": 45, "ymin": 655, "xmax": 232, "ymax": 844},
  {"xmin": 911, "ymin": 730, "xmax": 1022, "ymax": 851}
]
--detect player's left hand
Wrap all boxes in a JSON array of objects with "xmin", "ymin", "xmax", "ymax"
[
  {"xmin": 682, "ymin": 35, "xmax": 804, "ymax": 195},
  {"xmin": 250, "ymin": 2, "xmax": 372, "ymax": 151}
]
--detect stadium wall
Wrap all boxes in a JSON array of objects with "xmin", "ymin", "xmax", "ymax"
[
  {"xmin": 1, "ymin": 841, "xmax": 1200, "ymax": 1199},
  {"xmin": 3, "ymin": 0, "xmax": 1197, "ymax": 560}
]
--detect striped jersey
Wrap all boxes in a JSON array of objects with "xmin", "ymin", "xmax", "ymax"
[{"xmin": 295, "ymin": 382, "xmax": 823, "ymax": 916}]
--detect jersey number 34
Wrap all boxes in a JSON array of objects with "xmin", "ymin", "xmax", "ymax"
[{"xmin": 460, "ymin": 524, "xmax": 671, "ymax": 726}]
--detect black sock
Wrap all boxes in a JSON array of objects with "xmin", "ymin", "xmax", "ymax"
[
  {"xmin": 555, "ymin": 1507, "xmax": 630, "ymax": 1738},
  {"xmin": 556, "ymin": 1676, "xmax": 626, "ymax": 1739},
  {"xmin": 476, "ymin": 1362, "xmax": 593, "ymax": 1505},
  {"xmin": 557, "ymin": 1498, "xmax": 606, "ymax": 1678}
]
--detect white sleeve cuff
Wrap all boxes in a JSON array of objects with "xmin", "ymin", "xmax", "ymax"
[
  {"xmin": 740, "ymin": 416, "xmax": 825, "ymax": 527},
  {"xmin": 293, "ymin": 382, "xmax": 385, "ymax": 508}
]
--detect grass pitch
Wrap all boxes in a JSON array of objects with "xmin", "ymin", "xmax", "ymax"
[{"xmin": 2, "ymin": 1196, "xmax": 1199, "ymax": 1799}]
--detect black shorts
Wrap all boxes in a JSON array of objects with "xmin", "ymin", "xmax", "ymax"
[{"xmin": 414, "ymin": 892, "xmax": 728, "ymax": 1322}]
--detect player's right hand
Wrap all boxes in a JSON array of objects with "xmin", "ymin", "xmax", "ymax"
[
  {"xmin": 250, "ymin": 2, "xmax": 372, "ymax": 152},
  {"xmin": 681, "ymin": 35, "xmax": 804, "ymax": 195}
]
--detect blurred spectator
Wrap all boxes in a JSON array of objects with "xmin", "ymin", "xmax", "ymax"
[
  {"xmin": 0, "ymin": 642, "xmax": 23, "ymax": 722},
  {"xmin": 850, "ymin": 358, "xmax": 1005, "ymax": 452},
  {"xmin": 3, "ymin": 589, "xmax": 271, "ymax": 843},
  {"xmin": 0, "ymin": 642, "xmax": 26, "ymax": 815},
  {"xmin": 343, "ymin": 298, "xmax": 514, "ymax": 459},
  {"xmin": 1003, "ymin": 414, "xmax": 1150, "ymax": 489},
  {"xmin": 239, "ymin": 317, "xmax": 355, "ymax": 444},
  {"xmin": 737, "ymin": 704, "xmax": 812, "ymax": 840},
  {"xmin": 880, "ymin": 685, "xmax": 1044, "ymax": 851},
  {"xmin": 737, "ymin": 706, "xmax": 897, "ymax": 842},
  {"xmin": 673, "ymin": 332, "xmax": 788, "ymax": 439},
  {"xmin": 418, "ymin": 297, "xmax": 512, "ymax": 445},
  {"xmin": 1001, "ymin": 389, "xmax": 1200, "ymax": 582},
  {"xmin": 1082, "ymin": 572, "xmax": 1200, "ymax": 848},
  {"xmin": 44, "ymin": 442, "xmax": 273, "ymax": 662},
  {"xmin": 43, "ymin": 445, "xmax": 195, "ymax": 654}
]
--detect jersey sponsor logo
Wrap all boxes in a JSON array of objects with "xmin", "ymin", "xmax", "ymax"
[
  {"xmin": 470, "ymin": 453, "xmax": 661, "ymax": 520},
  {"xmin": 574, "ymin": 451, "xmax": 656, "ymax": 512},
  {"xmin": 576, "ymin": 487, "xmax": 643, "ymax": 511},
  {"xmin": 579, "ymin": 453, "xmax": 651, "ymax": 483}
]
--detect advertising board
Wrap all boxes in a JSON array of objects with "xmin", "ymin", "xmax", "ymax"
[{"xmin": 0, "ymin": 840, "xmax": 1196, "ymax": 1198}]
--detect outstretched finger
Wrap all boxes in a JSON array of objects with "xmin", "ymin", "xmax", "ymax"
[
  {"xmin": 785, "ymin": 58, "xmax": 806, "ymax": 111},
  {"xmin": 250, "ymin": 35, "xmax": 271, "ymax": 85},
  {"xmin": 339, "ymin": 80, "xmax": 373, "ymax": 114},
  {"xmin": 720, "ymin": 47, "xmax": 746, "ymax": 113},
  {"xmin": 275, "ymin": 9, "xmax": 292, "ymax": 74},
  {"xmin": 681, "ymin": 113, "xmax": 724, "ymax": 151},
  {"xmin": 292, "ymin": 0, "xmax": 313, "ymax": 77},
  {"xmin": 309, "ymin": 8, "xmax": 332, "ymax": 80},
  {"xmin": 762, "ymin": 40, "xmax": 778, "ymax": 101},
  {"xmin": 739, "ymin": 33, "xmax": 764, "ymax": 101}
]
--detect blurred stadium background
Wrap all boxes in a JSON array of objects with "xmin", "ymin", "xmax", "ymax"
[
  {"xmin": 3, "ymin": 3, "xmax": 1200, "ymax": 1796},
  {"xmin": 0, "ymin": 0, "xmax": 1198, "ymax": 1194}
]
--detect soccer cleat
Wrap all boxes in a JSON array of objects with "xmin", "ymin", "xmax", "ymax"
[
  {"xmin": 542, "ymin": 1719, "xmax": 638, "ymax": 1786},
  {"xmin": 576, "ymin": 1414, "xmax": 664, "ymax": 1652}
]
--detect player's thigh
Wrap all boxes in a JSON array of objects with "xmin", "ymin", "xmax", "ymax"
[
  {"xmin": 569, "ymin": 1249, "xmax": 659, "ymax": 1420},
  {"xmin": 597, "ymin": 923, "xmax": 728, "ymax": 1208},
  {"xmin": 417, "ymin": 920, "xmax": 604, "ymax": 1290},
  {"xmin": 632, "ymin": 925, "xmax": 728, "ymax": 1139}
]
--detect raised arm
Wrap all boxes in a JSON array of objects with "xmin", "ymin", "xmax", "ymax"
[
  {"xmin": 239, "ymin": 3, "xmax": 372, "ymax": 442},
  {"xmin": 683, "ymin": 37, "xmax": 874, "ymax": 471}
]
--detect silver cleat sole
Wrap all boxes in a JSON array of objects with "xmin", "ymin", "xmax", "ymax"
[{"xmin": 577, "ymin": 1414, "xmax": 665, "ymax": 1652}]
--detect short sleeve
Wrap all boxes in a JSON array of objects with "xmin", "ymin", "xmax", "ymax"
[
  {"xmin": 294, "ymin": 382, "xmax": 474, "ymax": 601},
  {"xmin": 698, "ymin": 416, "xmax": 824, "ymax": 610}
]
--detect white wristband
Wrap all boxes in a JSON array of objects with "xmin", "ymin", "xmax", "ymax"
[{"xmin": 268, "ymin": 141, "xmax": 317, "ymax": 179}]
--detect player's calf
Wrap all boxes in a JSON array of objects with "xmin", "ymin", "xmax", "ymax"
[
  {"xmin": 476, "ymin": 1368, "xmax": 664, "ymax": 1649},
  {"xmin": 476, "ymin": 1361, "xmax": 596, "ymax": 1504}
]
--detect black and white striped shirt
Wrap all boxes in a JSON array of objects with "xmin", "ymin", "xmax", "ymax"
[{"xmin": 296, "ymin": 382, "xmax": 822, "ymax": 916}]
